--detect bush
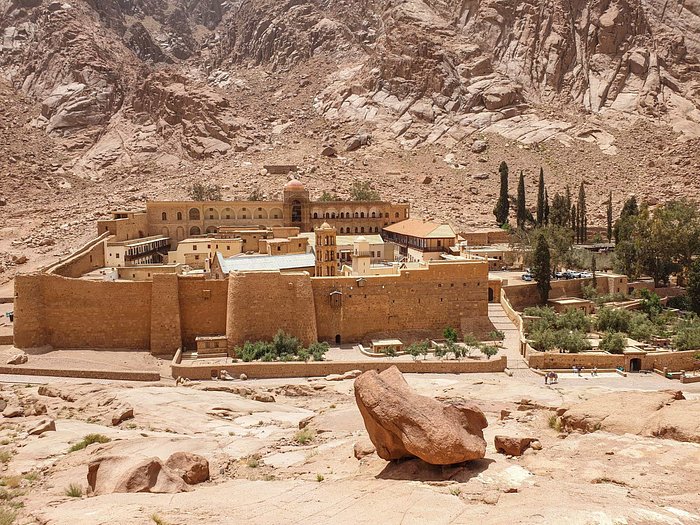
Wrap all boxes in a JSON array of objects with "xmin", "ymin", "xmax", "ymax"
[
  {"xmin": 308, "ymin": 341, "xmax": 329, "ymax": 361},
  {"xmin": 481, "ymin": 346, "xmax": 499, "ymax": 360},
  {"xmin": 628, "ymin": 313, "xmax": 656, "ymax": 342},
  {"xmin": 581, "ymin": 285, "xmax": 598, "ymax": 300},
  {"xmin": 68, "ymin": 434, "xmax": 111, "ymax": 453},
  {"xmin": 273, "ymin": 330, "xmax": 302, "ymax": 357},
  {"xmin": 443, "ymin": 327, "xmax": 458, "ymax": 343},
  {"xmin": 674, "ymin": 321, "xmax": 700, "ymax": 351},
  {"xmin": 488, "ymin": 330, "xmax": 505, "ymax": 341},
  {"xmin": 557, "ymin": 330, "xmax": 591, "ymax": 353},
  {"xmin": 556, "ymin": 308, "xmax": 592, "ymax": 332},
  {"xmin": 349, "ymin": 181, "xmax": 379, "ymax": 201},
  {"xmin": 529, "ymin": 328, "xmax": 558, "ymax": 352},
  {"xmin": 639, "ymin": 289, "xmax": 662, "ymax": 318},
  {"xmin": 406, "ymin": 340, "xmax": 430, "ymax": 361},
  {"xmin": 0, "ymin": 507, "xmax": 15, "ymax": 525},
  {"xmin": 294, "ymin": 429, "xmax": 314, "ymax": 445},
  {"xmin": 596, "ymin": 307, "xmax": 632, "ymax": 333},
  {"xmin": 64, "ymin": 484, "xmax": 83, "ymax": 498},
  {"xmin": 188, "ymin": 181, "xmax": 222, "ymax": 201},
  {"xmin": 599, "ymin": 332, "xmax": 626, "ymax": 354},
  {"xmin": 667, "ymin": 295, "xmax": 692, "ymax": 311}
]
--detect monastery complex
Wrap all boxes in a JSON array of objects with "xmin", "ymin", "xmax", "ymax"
[{"xmin": 12, "ymin": 180, "xmax": 495, "ymax": 354}]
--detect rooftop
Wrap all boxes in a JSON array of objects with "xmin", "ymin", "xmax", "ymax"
[
  {"xmin": 216, "ymin": 252, "xmax": 316, "ymax": 273},
  {"xmin": 107, "ymin": 235, "xmax": 169, "ymax": 247},
  {"xmin": 382, "ymin": 219, "xmax": 456, "ymax": 239}
]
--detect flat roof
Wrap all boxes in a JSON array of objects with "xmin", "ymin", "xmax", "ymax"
[
  {"xmin": 107, "ymin": 235, "xmax": 169, "ymax": 247},
  {"xmin": 300, "ymin": 233, "xmax": 385, "ymax": 245},
  {"xmin": 382, "ymin": 219, "xmax": 456, "ymax": 239},
  {"xmin": 217, "ymin": 252, "xmax": 316, "ymax": 273}
]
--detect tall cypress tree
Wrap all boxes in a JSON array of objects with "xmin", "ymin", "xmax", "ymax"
[
  {"xmin": 565, "ymin": 185, "xmax": 572, "ymax": 214},
  {"xmin": 606, "ymin": 191, "xmax": 613, "ymax": 242},
  {"xmin": 536, "ymin": 168, "xmax": 545, "ymax": 226},
  {"xmin": 544, "ymin": 188, "xmax": 550, "ymax": 225},
  {"xmin": 516, "ymin": 171, "xmax": 526, "ymax": 229},
  {"xmin": 577, "ymin": 182, "xmax": 587, "ymax": 243},
  {"xmin": 532, "ymin": 233, "xmax": 552, "ymax": 303},
  {"xmin": 591, "ymin": 253, "xmax": 597, "ymax": 288},
  {"xmin": 571, "ymin": 204, "xmax": 577, "ymax": 237},
  {"xmin": 493, "ymin": 161, "xmax": 510, "ymax": 226}
]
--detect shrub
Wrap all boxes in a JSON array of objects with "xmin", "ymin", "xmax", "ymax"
[
  {"xmin": 639, "ymin": 289, "xmax": 662, "ymax": 318},
  {"xmin": 523, "ymin": 306, "xmax": 557, "ymax": 324},
  {"xmin": 0, "ymin": 507, "xmax": 15, "ymax": 525},
  {"xmin": 628, "ymin": 313, "xmax": 655, "ymax": 342},
  {"xmin": 599, "ymin": 332, "xmax": 626, "ymax": 354},
  {"xmin": 674, "ymin": 321, "xmax": 700, "ymax": 351},
  {"xmin": 581, "ymin": 285, "xmax": 598, "ymax": 300},
  {"xmin": 188, "ymin": 181, "xmax": 222, "ymax": 201},
  {"xmin": 245, "ymin": 456, "xmax": 260, "ymax": 468},
  {"xmin": 529, "ymin": 328, "xmax": 558, "ymax": 352},
  {"xmin": 443, "ymin": 327, "xmax": 458, "ymax": 343},
  {"xmin": 488, "ymin": 330, "xmax": 505, "ymax": 341},
  {"xmin": 308, "ymin": 341, "xmax": 329, "ymax": 361},
  {"xmin": 557, "ymin": 330, "xmax": 591, "ymax": 353},
  {"xmin": 316, "ymin": 474, "xmax": 324, "ymax": 482},
  {"xmin": 384, "ymin": 346, "xmax": 397, "ymax": 357},
  {"xmin": 64, "ymin": 484, "xmax": 83, "ymax": 498},
  {"xmin": 151, "ymin": 513, "xmax": 169, "ymax": 525},
  {"xmin": 68, "ymin": 434, "xmax": 111, "ymax": 453},
  {"xmin": 273, "ymin": 330, "xmax": 302, "ymax": 356},
  {"xmin": 667, "ymin": 295, "xmax": 692, "ymax": 311},
  {"xmin": 349, "ymin": 181, "xmax": 379, "ymax": 201},
  {"xmin": 0, "ymin": 450, "xmax": 12, "ymax": 464},
  {"xmin": 596, "ymin": 307, "xmax": 632, "ymax": 333},
  {"xmin": 481, "ymin": 346, "xmax": 499, "ymax": 360},
  {"xmin": 556, "ymin": 309, "xmax": 592, "ymax": 332},
  {"xmin": 294, "ymin": 429, "xmax": 314, "ymax": 445}
]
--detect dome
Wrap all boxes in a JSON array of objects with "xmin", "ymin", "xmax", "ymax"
[
  {"xmin": 284, "ymin": 178, "xmax": 304, "ymax": 190},
  {"xmin": 320, "ymin": 222, "xmax": 332, "ymax": 229}
]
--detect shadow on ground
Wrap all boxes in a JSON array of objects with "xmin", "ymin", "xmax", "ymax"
[{"xmin": 376, "ymin": 457, "xmax": 494, "ymax": 481}]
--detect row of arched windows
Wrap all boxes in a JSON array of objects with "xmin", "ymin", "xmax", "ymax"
[
  {"xmin": 336, "ymin": 226, "xmax": 380, "ymax": 234},
  {"xmin": 312, "ymin": 211, "xmax": 400, "ymax": 220},
  {"xmin": 161, "ymin": 207, "xmax": 283, "ymax": 222}
]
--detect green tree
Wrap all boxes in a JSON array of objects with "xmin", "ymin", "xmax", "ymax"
[
  {"xmin": 493, "ymin": 161, "xmax": 510, "ymax": 226},
  {"xmin": 349, "ymin": 181, "xmax": 380, "ymax": 201},
  {"xmin": 570, "ymin": 204, "xmax": 577, "ymax": 237},
  {"xmin": 606, "ymin": 191, "xmax": 613, "ymax": 242},
  {"xmin": 591, "ymin": 253, "xmax": 597, "ymax": 288},
  {"xmin": 550, "ymin": 193, "xmax": 569, "ymax": 227},
  {"xmin": 516, "ymin": 171, "xmax": 527, "ymax": 229},
  {"xmin": 532, "ymin": 232, "xmax": 552, "ymax": 303},
  {"xmin": 544, "ymin": 188, "xmax": 550, "ymax": 225},
  {"xmin": 536, "ymin": 167, "xmax": 546, "ymax": 226},
  {"xmin": 577, "ymin": 182, "xmax": 587, "ymax": 243},
  {"xmin": 317, "ymin": 191, "xmax": 340, "ymax": 202},
  {"xmin": 188, "ymin": 181, "xmax": 222, "ymax": 201},
  {"xmin": 443, "ymin": 326, "xmax": 458, "ymax": 343},
  {"xmin": 687, "ymin": 259, "xmax": 700, "ymax": 314},
  {"xmin": 481, "ymin": 346, "xmax": 499, "ymax": 360},
  {"xmin": 599, "ymin": 332, "xmax": 626, "ymax": 354}
]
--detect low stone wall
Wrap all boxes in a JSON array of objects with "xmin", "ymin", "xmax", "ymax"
[
  {"xmin": 681, "ymin": 375, "xmax": 700, "ymax": 384},
  {"xmin": 0, "ymin": 365, "xmax": 161, "ymax": 382},
  {"xmin": 0, "ymin": 335, "xmax": 13, "ymax": 345},
  {"xmin": 171, "ymin": 355, "xmax": 507, "ymax": 380},
  {"xmin": 525, "ymin": 348, "xmax": 698, "ymax": 373}
]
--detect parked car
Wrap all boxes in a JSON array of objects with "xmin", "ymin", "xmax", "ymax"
[
  {"xmin": 580, "ymin": 272, "xmax": 593, "ymax": 278},
  {"xmin": 522, "ymin": 273, "xmax": 533, "ymax": 282},
  {"xmin": 555, "ymin": 271, "xmax": 564, "ymax": 279}
]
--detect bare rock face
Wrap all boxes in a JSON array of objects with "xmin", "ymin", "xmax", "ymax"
[
  {"xmin": 111, "ymin": 404, "xmax": 134, "ymax": 426},
  {"xmin": 7, "ymin": 353, "xmax": 28, "ymax": 365},
  {"xmin": 3, "ymin": 404, "xmax": 24, "ymax": 418},
  {"xmin": 354, "ymin": 366, "xmax": 487, "ymax": 465},
  {"xmin": 560, "ymin": 390, "xmax": 700, "ymax": 443},
  {"xmin": 164, "ymin": 452, "xmax": 210, "ymax": 485},
  {"xmin": 28, "ymin": 418, "xmax": 56, "ymax": 435},
  {"xmin": 494, "ymin": 436, "xmax": 535, "ymax": 456},
  {"xmin": 87, "ymin": 455, "xmax": 189, "ymax": 495},
  {"xmin": 353, "ymin": 439, "xmax": 376, "ymax": 460}
]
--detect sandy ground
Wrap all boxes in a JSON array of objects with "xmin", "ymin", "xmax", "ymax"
[{"xmin": 0, "ymin": 368, "xmax": 699, "ymax": 525}]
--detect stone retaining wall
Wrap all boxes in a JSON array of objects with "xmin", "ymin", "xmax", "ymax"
[
  {"xmin": 171, "ymin": 355, "xmax": 507, "ymax": 380},
  {"xmin": 0, "ymin": 366, "xmax": 160, "ymax": 382}
]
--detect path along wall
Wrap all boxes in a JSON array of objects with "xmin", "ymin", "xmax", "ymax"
[
  {"xmin": 172, "ymin": 355, "xmax": 507, "ymax": 380},
  {"xmin": 311, "ymin": 261, "xmax": 491, "ymax": 344}
]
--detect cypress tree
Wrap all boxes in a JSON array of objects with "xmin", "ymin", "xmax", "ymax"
[
  {"xmin": 532, "ymin": 233, "xmax": 552, "ymax": 303},
  {"xmin": 565, "ymin": 185, "xmax": 572, "ymax": 214},
  {"xmin": 493, "ymin": 161, "xmax": 510, "ymax": 226},
  {"xmin": 606, "ymin": 191, "xmax": 613, "ymax": 242},
  {"xmin": 516, "ymin": 171, "xmax": 526, "ymax": 229},
  {"xmin": 536, "ymin": 167, "xmax": 546, "ymax": 226},
  {"xmin": 571, "ymin": 204, "xmax": 577, "ymax": 237},
  {"xmin": 577, "ymin": 182, "xmax": 587, "ymax": 243},
  {"xmin": 591, "ymin": 253, "xmax": 597, "ymax": 288},
  {"xmin": 544, "ymin": 188, "xmax": 550, "ymax": 225}
]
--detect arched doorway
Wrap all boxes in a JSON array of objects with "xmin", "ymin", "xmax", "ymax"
[
  {"xmin": 629, "ymin": 358, "xmax": 642, "ymax": 372},
  {"xmin": 335, "ymin": 334, "xmax": 341, "ymax": 345},
  {"xmin": 488, "ymin": 287, "xmax": 494, "ymax": 302}
]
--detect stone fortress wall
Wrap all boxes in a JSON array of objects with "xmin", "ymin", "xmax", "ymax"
[{"xmin": 13, "ymin": 256, "xmax": 491, "ymax": 353}]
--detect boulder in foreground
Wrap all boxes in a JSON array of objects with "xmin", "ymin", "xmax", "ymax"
[
  {"xmin": 354, "ymin": 366, "xmax": 487, "ymax": 465},
  {"xmin": 87, "ymin": 455, "xmax": 189, "ymax": 495},
  {"xmin": 165, "ymin": 452, "xmax": 210, "ymax": 485}
]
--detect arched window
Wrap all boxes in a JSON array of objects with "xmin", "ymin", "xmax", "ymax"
[
  {"xmin": 395, "ymin": 212, "xmax": 399, "ymax": 218},
  {"xmin": 190, "ymin": 226, "xmax": 201, "ymax": 236},
  {"xmin": 360, "ymin": 212, "xmax": 365, "ymax": 218},
  {"xmin": 331, "ymin": 212, "xmax": 336, "ymax": 219},
  {"xmin": 340, "ymin": 212, "xmax": 345, "ymax": 218},
  {"xmin": 313, "ymin": 212, "xmax": 318, "ymax": 219},
  {"xmin": 371, "ymin": 212, "xmax": 376, "ymax": 218},
  {"xmin": 177, "ymin": 212, "xmax": 183, "ymax": 221},
  {"xmin": 385, "ymin": 212, "xmax": 389, "ymax": 218},
  {"xmin": 189, "ymin": 208, "xmax": 200, "ymax": 221},
  {"xmin": 361, "ymin": 227, "xmax": 365, "ymax": 233},
  {"xmin": 354, "ymin": 227, "xmax": 358, "ymax": 233},
  {"xmin": 161, "ymin": 212, "xmax": 167, "ymax": 221},
  {"xmin": 354, "ymin": 212, "xmax": 359, "ymax": 218},
  {"xmin": 325, "ymin": 212, "xmax": 330, "ymax": 219}
]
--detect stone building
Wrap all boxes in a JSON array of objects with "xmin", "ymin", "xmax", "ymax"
[
  {"xmin": 138, "ymin": 179, "xmax": 409, "ymax": 244},
  {"xmin": 314, "ymin": 222, "xmax": 337, "ymax": 277},
  {"xmin": 382, "ymin": 219, "xmax": 457, "ymax": 262}
]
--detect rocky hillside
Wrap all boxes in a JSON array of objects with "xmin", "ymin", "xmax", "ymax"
[{"xmin": 1, "ymin": 0, "xmax": 700, "ymax": 284}]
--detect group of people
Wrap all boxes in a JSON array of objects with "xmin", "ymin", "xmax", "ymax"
[{"xmin": 545, "ymin": 366, "xmax": 599, "ymax": 384}]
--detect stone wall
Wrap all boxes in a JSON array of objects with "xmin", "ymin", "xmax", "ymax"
[
  {"xmin": 179, "ymin": 277, "xmax": 228, "ymax": 349},
  {"xmin": 14, "ymin": 273, "xmax": 152, "ymax": 349},
  {"xmin": 311, "ymin": 261, "xmax": 490, "ymax": 344},
  {"xmin": 0, "ymin": 365, "xmax": 160, "ymax": 381},
  {"xmin": 172, "ymin": 355, "xmax": 507, "ymax": 380},
  {"xmin": 525, "ymin": 346, "xmax": 698, "ymax": 372},
  {"xmin": 45, "ymin": 233, "xmax": 108, "ymax": 278},
  {"xmin": 504, "ymin": 276, "xmax": 617, "ymax": 310},
  {"xmin": 226, "ymin": 271, "xmax": 318, "ymax": 347}
]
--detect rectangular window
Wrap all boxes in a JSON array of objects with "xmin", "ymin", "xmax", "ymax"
[{"xmin": 193, "ymin": 246, "xmax": 197, "ymax": 251}]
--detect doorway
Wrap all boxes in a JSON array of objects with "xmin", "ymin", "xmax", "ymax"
[
  {"xmin": 335, "ymin": 334, "xmax": 341, "ymax": 345},
  {"xmin": 629, "ymin": 358, "xmax": 642, "ymax": 372},
  {"xmin": 488, "ymin": 287, "xmax": 494, "ymax": 302}
]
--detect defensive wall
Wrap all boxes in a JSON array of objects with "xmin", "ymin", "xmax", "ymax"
[
  {"xmin": 502, "ymin": 274, "xmax": 626, "ymax": 310},
  {"xmin": 14, "ymin": 257, "xmax": 491, "ymax": 354},
  {"xmin": 171, "ymin": 353, "xmax": 507, "ymax": 380},
  {"xmin": 44, "ymin": 232, "xmax": 109, "ymax": 278}
]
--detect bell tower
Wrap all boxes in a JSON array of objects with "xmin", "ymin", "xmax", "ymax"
[
  {"xmin": 315, "ymin": 222, "xmax": 337, "ymax": 276},
  {"xmin": 283, "ymin": 178, "xmax": 311, "ymax": 231}
]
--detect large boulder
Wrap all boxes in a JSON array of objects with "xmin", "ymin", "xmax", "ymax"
[
  {"xmin": 354, "ymin": 366, "xmax": 487, "ymax": 465},
  {"xmin": 164, "ymin": 452, "xmax": 209, "ymax": 485},
  {"xmin": 494, "ymin": 436, "xmax": 534, "ymax": 456},
  {"xmin": 111, "ymin": 404, "xmax": 134, "ymax": 426},
  {"xmin": 28, "ymin": 418, "xmax": 56, "ymax": 435},
  {"xmin": 87, "ymin": 455, "xmax": 189, "ymax": 495}
]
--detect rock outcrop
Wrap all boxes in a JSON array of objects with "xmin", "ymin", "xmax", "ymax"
[
  {"xmin": 164, "ymin": 452, "xmax": 210, "ymax": 485},
  {"xmin": 87, "ymin": 455, "xmax": 190, "ymax": 495},
  {"xmin": 494, "ymin": 436, "xmax": 535, "ymax": 456},
  {"xmin": 560, "ymin": 390, "xmax": 700, "ymax": 443},
  {"xmin": 354, "ymin": 366, "xmax": 487, "ymax": 465}
]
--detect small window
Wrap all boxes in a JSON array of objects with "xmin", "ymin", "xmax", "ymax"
[
  {"xmin": 161, "ymin": 212, "xmax": 167, "ymax": 221},
  {"xmin": 177, "ymin": 212, "xmax": 183, "ymax": 220},
  {"xmin": 116, "ymin": 253, "xmax": 120, "ymax": 258},
  {"xmin": 195, "ymin": 255, "xmax": 200, "ymax": 260},
  {"xmin": 395, "ymin": 212, "xmax": 399, "ymax": 218},
  {"xmin": 193, "ymin": 246, "xmax": 198, "ymax": 251}
]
